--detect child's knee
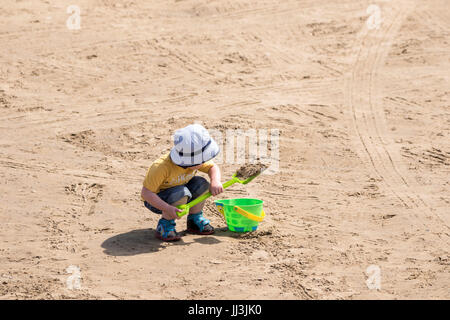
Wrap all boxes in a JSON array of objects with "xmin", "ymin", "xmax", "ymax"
[{"xmin": 189, "ymin": 176, "xmax": 210, "ymax": 196}]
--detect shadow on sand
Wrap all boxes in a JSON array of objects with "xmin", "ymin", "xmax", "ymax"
[{"xmin": 101, "ymin": 227, "xmax": 237, "ymax": 256}]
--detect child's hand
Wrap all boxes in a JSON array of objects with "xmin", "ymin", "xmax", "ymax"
[
  {"xmin": 162, "ymin": 205, "xmax": 182, "ymax": 220},
  {"xmin": 209, "ymin": 180, "xmax": 224, "ymax": 196}
]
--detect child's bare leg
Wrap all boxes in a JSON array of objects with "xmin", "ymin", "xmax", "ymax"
[
  {"xmin": 171, "ymin": 196, "xmax": 188, "ymax": 207},
  {"xmin": 187, "ymin": 190, "xmax": 214, "ymax": 235},
  {"xmin": 189, "ymin": 202, "xmax": 205, "ymax": 214},
  {"xmin": 189, "ymin": 191, "xmax": 208, "ymax": 214},
  {"xmin": 161, "ymin": 196, "xmax": 188, "ymax": 220}
]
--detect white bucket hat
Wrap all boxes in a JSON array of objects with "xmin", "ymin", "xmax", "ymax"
[{"xmin": 170, "ymin": 124, "xmax": 220, "ymax": 167}]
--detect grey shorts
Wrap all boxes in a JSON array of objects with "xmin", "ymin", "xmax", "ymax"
[{"xmin": 144, "ymin": 176, "xmax": 210, "ymax": 214}]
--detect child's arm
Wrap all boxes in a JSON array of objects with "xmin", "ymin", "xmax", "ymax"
[
  {"xmin": 208, "ymin": 164, "xmax": 224, "ymax": 196},
  {"xmin": 141, "ymin": 186, "xmax": 182, "ymax": 220}
]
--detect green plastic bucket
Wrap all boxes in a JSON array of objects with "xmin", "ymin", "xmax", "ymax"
[{"xmin": 214, "ymin": 198, "xmax": 265, "ymax": 233}]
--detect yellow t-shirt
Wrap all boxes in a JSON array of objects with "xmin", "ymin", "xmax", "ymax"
[{"xmin": 142, "ymin": 153, "xmax": 214, "ymax": 194}]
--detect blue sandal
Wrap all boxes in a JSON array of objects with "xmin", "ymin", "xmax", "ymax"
[
  {"xmin": 187, "ymin": 212, "xmax": 214, "ymax": 235},
  {"xmin": 156, "ymin": 218, "xmax": 181, "ymax": 242}
]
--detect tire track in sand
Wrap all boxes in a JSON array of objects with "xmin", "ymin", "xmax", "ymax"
[{"xmin": 346, "ymin": 0, "xmax": 449, "ymax": 236}]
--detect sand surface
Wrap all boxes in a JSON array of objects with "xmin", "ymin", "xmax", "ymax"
[{"xmin": 0, "ymin": 0, "xmax": 449, "ymax": 299}]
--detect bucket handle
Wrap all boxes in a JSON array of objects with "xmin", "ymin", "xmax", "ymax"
[
  {"xmin": 215, "ymin": 203, "xmax": 265, "ymax": 222},
  {"xmin": 233, "ymin": 206, "xmax": 265, "ymax": 222}
]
